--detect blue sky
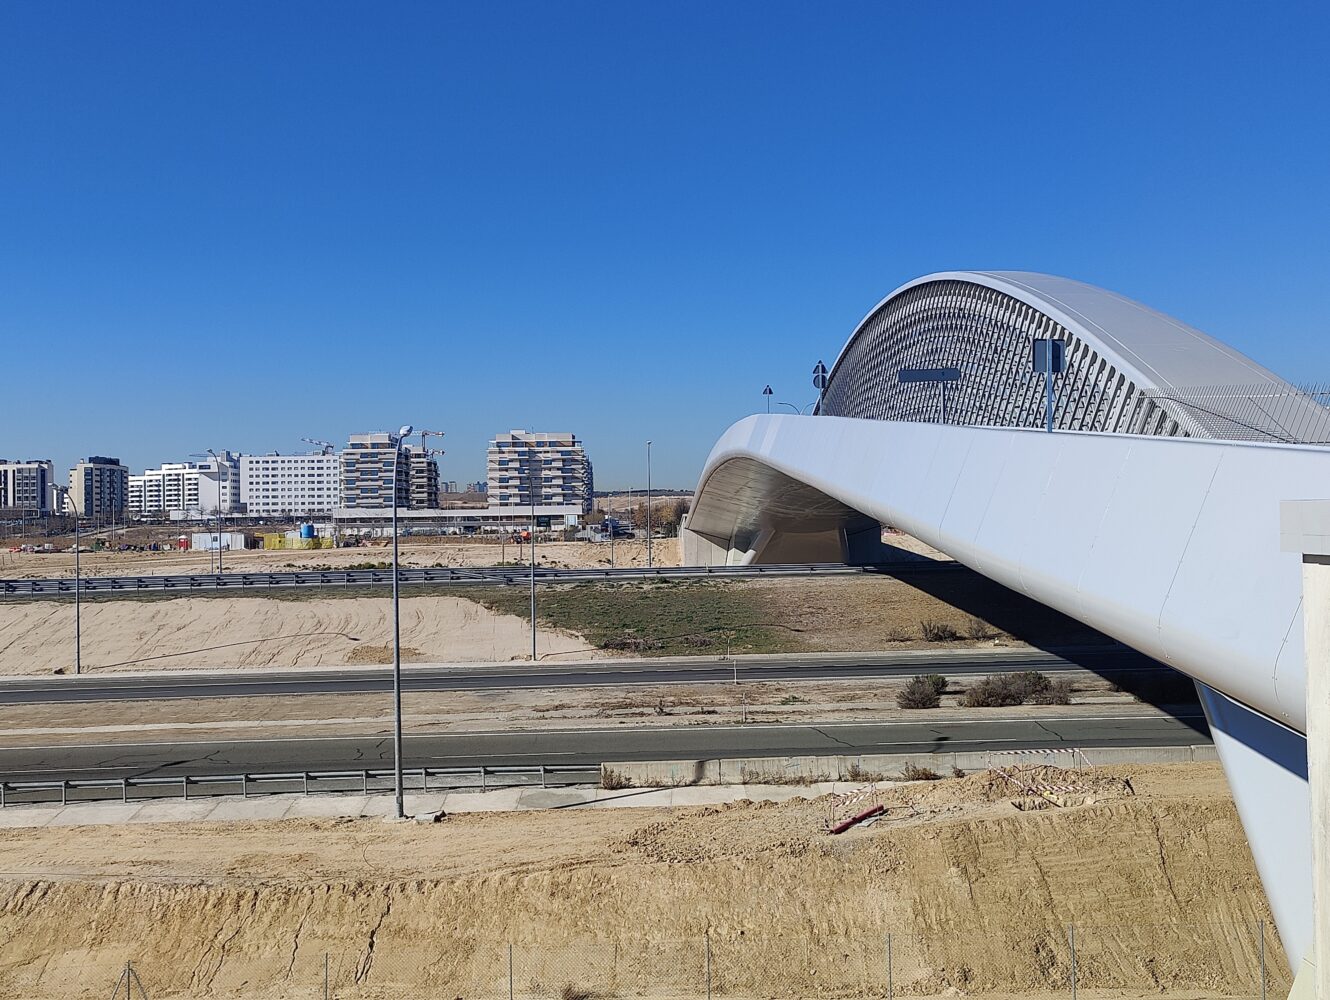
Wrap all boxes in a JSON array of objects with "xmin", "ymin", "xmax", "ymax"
[{"xmin": 3, "ymin": 2, "xmax": 1327, "ymax": 488}]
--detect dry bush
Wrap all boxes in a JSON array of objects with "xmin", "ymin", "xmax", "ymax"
[
  {"xmin": 920, "ymin": 619, "xmax": 960, "ymax": 642},
  {"xmin": 965, "ymin": 616, "xmax": 996, "ymax": 640},
  {"xmin": 960, "ymin": 670, "xmax": 1059, "ymax": 708},
  {"xmin": 1031, "ymin": 677, "xmax": 1074, "ymax": 705},
  {"xmin": 601, "ymin": 768, "xmax": 634, "ymax": 790},
  {"xmin": 896, "ymin": 674, "xmax": 942, "ymax": 709},
  {"xmin": 845, "ymin": 762, "xmax": 885, "ymax": 782},
  {"xmin": 922, "ymin": 673, "xmax": 948, "ymax": 694},
  {"xmin": 901, "ymin": 762, "xmax": 942, "ymax": 781}
]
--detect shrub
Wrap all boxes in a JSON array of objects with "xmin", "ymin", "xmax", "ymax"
[
  {"xmin": 896, "ymin": 675, "xmax": 942, "ymax": 709},
  {"xmin": 922, "ymin": 673, "xmax": 948, "ymax": 695},
  {"xmin": 1031, "ymin": 677, "xmax": 1074, "ymax": 705},
  {"xmin": 960, "ymin": 671, "xmax": 1060, "ymax": 708},
  {"xmin": 601, "ymin": 768, "xmax": 634, "ymax": 790},
  {"xmin": 965, "ymin": 616, "xmax": 996, "ymax": 640},
  {"xmin": 846, "ymin": 762, "xmax": 884, "ymax": 782},
  {"xmin": 920, "ymin": 619, "xmax": 960, "ymax": 642},
  {"xmin": 901, "ymin": 763, "xmax": 942, "ymax": 781}
]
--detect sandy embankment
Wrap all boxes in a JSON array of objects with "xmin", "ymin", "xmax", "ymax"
[
  {"xmin": 0, "ymin": 763, "xmax": 1289, "ymax": 999},
  {"xmin": 0, "ymin": 595, "xmax": 601, "ymax": 673}
]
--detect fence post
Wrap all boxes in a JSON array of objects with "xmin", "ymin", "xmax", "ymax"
[
  {"xmin": 1259, "ymin": 919, "xmax": 1266, "ymax": 1000},
  {"xmin": 1068, "ymin": 924, "xmax": 1076, "ymax": 1000},
  {"xmin": 324, "ymin": 952, "xmax": 329, "ymax": 1000},
  {"xmin": 508, "ymin": 942, "xmax": 514, "ymax": 1000},
  {"xmin": 886, "ymin": 933, "xmax": 893, "ymax": 1000},
  {"xmin": 705, "ymin": 932, "xmax": 712, "ymax": 1000}
]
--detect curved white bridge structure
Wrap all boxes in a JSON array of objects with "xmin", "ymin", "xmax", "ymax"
[{"xmin": 684, "ymin": 271, "xmax": 1330, "ymax": 979}]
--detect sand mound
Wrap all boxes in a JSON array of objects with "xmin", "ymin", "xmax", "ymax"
[
  {"xmin": 0, "ymin": 763, "xmax": 1288, "ymax": 998},
  {"xmin": 0, "ymin": 595, "xmax": 603, "ymax": 674}
]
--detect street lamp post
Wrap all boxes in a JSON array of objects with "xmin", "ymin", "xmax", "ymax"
[
  {"xmin": 390, "ymin": 424, "xmax": 414, "ymax": 820},
  {"xmin": 207, "ymin": 449, "xmax": 225, "ymax": 574},
  {"xmin": 53, "ymin": 485, "xmax": 82, "ymax": 675},
  {"xmin": 530, "ymin": 447, "xmax": 537, "ymax": 662},
  {"xmin": 646, "ymin": 440, "xmax": 653, "ymax": 569}
]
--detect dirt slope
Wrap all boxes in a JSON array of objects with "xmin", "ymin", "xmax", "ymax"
[
  {"xmin": 0, "ymin": 763, "xmax": 1289, "ymax": 998},
  {"xmin": 0, "ymin": 595, "xmax": 601, "ymax": 673}
]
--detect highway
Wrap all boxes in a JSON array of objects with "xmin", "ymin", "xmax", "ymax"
[
  {"xmin": 0, "ymin": 713, "xmax": 1209, "ymax": 784},
  {"xmin": 0, "ymin": 560, "xmax": 952, "ymax": 597},
  {"xmin": 0, "ymin": 646, "xmax": 1168, "ymax": 705}
]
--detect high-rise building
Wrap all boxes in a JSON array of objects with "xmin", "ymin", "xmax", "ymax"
[
  {"xmin": 340, "ymin": 433, "xmax": 410, "ymax": 509},
  {"xmin": 486, "ymin": 431, "xmax": 593, "ymax": 512},
  {"xmin": 69, "ymin": 456, "xmax": 129, "ymax": 521},
  {"xmin": 0, "ymin": 459, "xmax": 55, "ymax": 515},
  {"xmin": 241, "ymin": 452, "xmax": 340, "ymax": 517},
  {"xmin": 405, "ymin": 446, "xmax": 440, "ymax": 509}
]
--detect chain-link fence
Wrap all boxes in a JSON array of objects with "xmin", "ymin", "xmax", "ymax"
[{"xmin": 34, "ymin": 921, "xmax": 1296, "ymax": 999}]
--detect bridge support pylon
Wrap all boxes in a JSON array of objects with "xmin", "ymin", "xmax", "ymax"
[{"xmin": 1282, "ymin": 500, "xmax": 1330, "ymax": 999}]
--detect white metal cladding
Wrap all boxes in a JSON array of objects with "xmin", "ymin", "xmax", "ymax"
[{"xmin": 818, "ymin": 271, "xmax": 1312, "ymax": 440}]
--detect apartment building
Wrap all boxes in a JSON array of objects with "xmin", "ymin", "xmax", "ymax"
[
  {"xmin": 128, "ymin": 464, "xmax": 200, "ymax": 516},
  {"xmin": 340, "ymin": 433, "xmax": 410, "ymax": 509},
  {"xmin": 68, "ymin": 457, "xmax": 129, "ymax": 521},
  {"xmin": 486, "ymin": 431, "xmax": 593, "ymax": 513},
  {"xmin": 0, "ymin": 459, "xmax": 55, "ymax": 515},
  {"xmin": 240, "ymin": 452, "xmax": 340, "ymax": 516},
  {"xmin": 128, "ymin": 452, "xmax": 241, "ymax": 518},
  {"xmin": 406, "ymin": 446, "xmax": 440, "ymax": 509}
]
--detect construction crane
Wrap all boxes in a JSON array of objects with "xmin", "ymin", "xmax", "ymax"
[
  {"xmin": 417, "ymin": 429, "xmax": 446, "ymax": 455},
  {"xmin": 301, "ymin": 437, "xmax": 336, "ymax": 455}
]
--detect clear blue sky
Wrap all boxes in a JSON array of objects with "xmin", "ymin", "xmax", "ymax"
[{"xmin": 3, "ymin": 2, "xmax": 1327, "ymax": 489}]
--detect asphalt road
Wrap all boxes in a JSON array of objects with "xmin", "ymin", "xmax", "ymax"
[
  {"xmin": 0, "ymin": 646, "xmax": 1168, "ymax": 705},
  {"xmin": 0, "ymin": 713, "xmax": 1209, "ymax": 783}
]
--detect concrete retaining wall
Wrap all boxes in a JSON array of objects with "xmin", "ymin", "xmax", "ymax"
[{"xmin": 602, "ymin": 744, "xmax": 1218, "ymax": 786}]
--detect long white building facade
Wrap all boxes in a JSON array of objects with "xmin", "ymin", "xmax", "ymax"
[
  {"xmin": 683, "ymin": 271, "xmax": 1330, "ymax": 983},
  {"xmin": 241, "ymin": 452, "xmax": 339, "ymax": 516}
]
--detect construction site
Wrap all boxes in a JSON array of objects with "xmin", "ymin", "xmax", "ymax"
[{"xmin": 0, "ymin": 760, "xmax": 1286, "ymax": 999}]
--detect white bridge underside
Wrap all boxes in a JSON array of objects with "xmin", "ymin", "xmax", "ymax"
[{"xmin": 685, "ymin": 413, "xmax": 1330, "ymax": 970}]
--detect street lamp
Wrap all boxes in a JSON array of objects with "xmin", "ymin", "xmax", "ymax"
[
  {"xmin": 530, "ymin": 448, "xmax": 538, "ymax": 662},
  {"xmin": 646, "ymin": 440, "xmax": 653, "ymax": 568},
  {"xmin": 51, "ymin": 485, "xmax": 82, "ymax": 675},
  {"xmin": 776, "ymin": 401, "xmax": 816, "ymax": 415},
  {"xmin": 389, "ymin": 423, "xmax": 413, "ymax": 820}
]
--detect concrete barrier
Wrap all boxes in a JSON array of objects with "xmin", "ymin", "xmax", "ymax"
[{"xmin": 601, "ymin": 744, "xmax": 1218, "ymax": 787}]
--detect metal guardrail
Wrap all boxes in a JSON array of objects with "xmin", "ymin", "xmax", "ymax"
[
  {"xmin": 0, "ymin": 561, "xmax": 925, "ymax": 597},
  {"xmin": 0, "ymin": 763, "xmax": 601, "ymax": 808}
]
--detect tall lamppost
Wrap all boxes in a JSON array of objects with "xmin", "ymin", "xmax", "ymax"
[
  {"xmin": 529, "ymin": 447, "xmax": 538, "ymax": 661},
  {"xmin": 389, "ymin": 424, "xmax": 413, "ymax": 819},
  {"xmin": 52, "ymin": 485, "xmax": 82, "ymax": 675},
  {"xmin": 646, "ymin": 440, "xmax": 653, "ymax": 568}
]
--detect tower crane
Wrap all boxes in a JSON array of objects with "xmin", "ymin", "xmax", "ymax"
[{"xmin": 301, "ymin": 437, "xmax": 336, "ymax": 456}]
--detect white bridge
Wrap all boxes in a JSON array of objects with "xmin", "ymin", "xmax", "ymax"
[{"xmin": 683, "ymin": 271, "xmax": 1330, "ymax": 989}]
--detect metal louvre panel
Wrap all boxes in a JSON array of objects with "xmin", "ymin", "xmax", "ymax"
[{"xmin": 821, "ymin": 279, "xmax": 1119, "ymax": 432}]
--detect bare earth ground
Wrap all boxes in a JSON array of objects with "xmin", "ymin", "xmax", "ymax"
[
  {"xmin": 0, "ymin": 574, "xmax": 1110, "ymax": 676},
  {"xmin": 0, "ymin": 537, "xmax": 682, "ymax": 578},
  {"xmin": 0, "ymin": 595, "xmax": 605, "ymax": 674},
  {"xmin": 0, "ymin": 762, "xmax": 1288, "ymax": 999}
]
